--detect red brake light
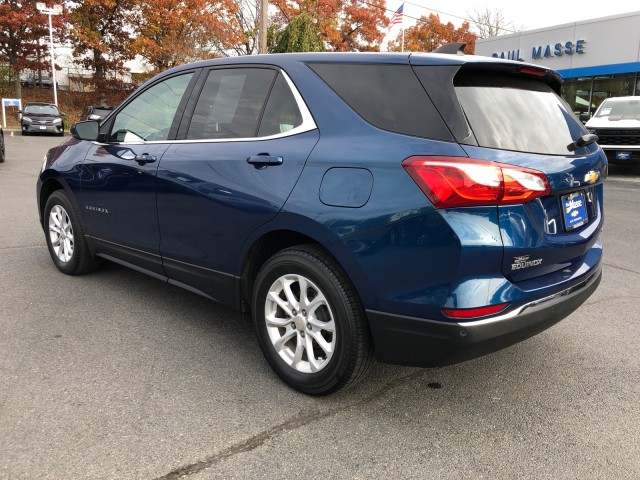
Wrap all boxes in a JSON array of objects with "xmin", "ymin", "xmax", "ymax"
[
  {"xmin": 442, "ymin": 303, "xmax": 509, "ymax": 319},
  {"xmin": 519, "ymin": 66, "xmax": 547, "ymax": 77},
  {"xmin": 402, "ymin": 156, "xmax": 550, "ymax": 208}
]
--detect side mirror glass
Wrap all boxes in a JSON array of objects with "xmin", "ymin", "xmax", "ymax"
[{"xmin": 71, "ymin": 120, "xmax": 99, "ymax": 141}]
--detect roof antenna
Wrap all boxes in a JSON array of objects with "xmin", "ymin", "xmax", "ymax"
[{"xmin": 433, "ymin": 43, "xmax": 466, "ymax": 55}]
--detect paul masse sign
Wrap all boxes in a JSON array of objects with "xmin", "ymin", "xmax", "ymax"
[{"xmin": 492, "ymin": 40, "xmax": 586, "ymax": 62}]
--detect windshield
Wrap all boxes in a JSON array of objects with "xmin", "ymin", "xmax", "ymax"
[
  {"xmin": 24, "ymin": 104, "xmax": 59, "ymax": 116},
  {"xmin": 454, "ymin": 72, "xmax": 587, "ymax": 155},
  {"xmin": 595, "ymin": 98, "xmax": 640, "ymax": 119}
]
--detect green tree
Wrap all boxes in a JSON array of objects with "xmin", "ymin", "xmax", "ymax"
[
  {"xmin": 271, "ymin": 0, "xmax": 388, "ymax": 52},
  {"xmin": 272, "ymin": 12, "xmax": 325, "ymax": 53}
]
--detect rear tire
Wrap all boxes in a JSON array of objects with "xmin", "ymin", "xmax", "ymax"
[
  {"xmin": 44, "ymin": 190, "xmax": 100, "ymax": 275},
  {"xmin": 252, "ymin": 244, "xmax": 372, "ymax": 395}
]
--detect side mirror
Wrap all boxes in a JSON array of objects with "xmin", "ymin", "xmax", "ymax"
[
  {"xmin": 579, "ymin": 113, "xmax": 591, "ymax": 123},
  {"xmin": 71, "ymin": 120, "xmax": 99, "ymax": 141}
]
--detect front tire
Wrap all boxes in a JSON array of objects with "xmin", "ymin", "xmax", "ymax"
[
  {"xmin": 44, "ymin": 190, "xmax": 100, "ymax": 275},
  {"xmin": 252, "ymin": 245, "xmax": 372, "ymax": 395}
]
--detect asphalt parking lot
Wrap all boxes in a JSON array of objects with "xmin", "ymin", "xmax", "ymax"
[{"xmin": 1, "ymin": 132, "xmax": 639, "ymax": 479}]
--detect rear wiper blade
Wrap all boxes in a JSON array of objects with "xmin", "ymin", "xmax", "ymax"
[{"xmin": 567, "ymin": 133, "xmax": 598, "ymax": 152}]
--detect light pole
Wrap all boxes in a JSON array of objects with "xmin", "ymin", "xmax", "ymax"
[
  {"xmin": 36, "ymin": 3, "xmax": 62, "ymax": 106},
  {"xmin": 259, "ymin": 0, "xmax": 268, "ymax": 54}
]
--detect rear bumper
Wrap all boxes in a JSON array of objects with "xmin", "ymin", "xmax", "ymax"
[{"xmin": 367, "ymin": 266, "xmax": 602, "ymax": 367}]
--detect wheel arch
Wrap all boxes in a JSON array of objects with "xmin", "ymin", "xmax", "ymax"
[
  {"xmin": 238, "ymin": 221, "xmax": 377, "ymax": 315},
  {"xmin": 38, "ymin": 175, "xmax": 86, "ymax": 233},
  {"xmin": 38, "ymin": 177, "xmax": 66, "ymax": 229}
]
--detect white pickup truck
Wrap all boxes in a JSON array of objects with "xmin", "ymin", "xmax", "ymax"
[{"xmin": 585, "ymin": 96, "xmax": 640, "ymax": 165}]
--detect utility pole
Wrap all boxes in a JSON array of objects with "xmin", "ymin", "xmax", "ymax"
[
  {"xmin": 259, "ymin": 0, "xmax": 268, "ymax": 54},
  {"xmin": 36, "ymin": 3, "xmax": 63, "ymax": 106}
]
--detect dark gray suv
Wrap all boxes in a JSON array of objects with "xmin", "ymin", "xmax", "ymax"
[{"xmin": 20, "ymin": 102, "xmax": 64, "ymax": 136}]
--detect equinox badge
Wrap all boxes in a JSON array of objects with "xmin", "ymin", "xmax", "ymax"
[{"xmin": 512, "ymin": 255, "xmax": 543, "ymax": 270}]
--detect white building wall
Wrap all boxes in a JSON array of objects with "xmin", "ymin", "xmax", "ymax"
[{"xmin": 475, "ymin": 11, "xmax": 640, "ymax": 77}]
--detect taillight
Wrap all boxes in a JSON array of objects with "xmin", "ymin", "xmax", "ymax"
[
  {"xmin": 402, "ymin": 156, "xmax": 550, "ymax": 208},
  {"xmin": 442, "ymin": 303, "xmax": 509, "ymax": 319},
  {"xmin": 519, "ymin": 66, "xmax": 547, "ymax": 77}
]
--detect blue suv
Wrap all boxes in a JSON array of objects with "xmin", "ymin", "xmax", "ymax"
[{"xmin": 37, "ymin": 52, "xmax": 605, "ymax": 395}]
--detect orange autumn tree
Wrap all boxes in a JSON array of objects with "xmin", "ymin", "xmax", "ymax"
[
  {"xmin": 68, "ymin": 0, "xmax": 136, "ymax": 90},
  {"xmin": 388, "ymin": 13, "xmax": 477, "ymax": 54},
  {"xmin": 132, "ymin": 0, "xmax": 245, "ymax": 72},
  {"xmin": 0, "ymin": 0, "xmax": 67, "ymax": 96},
  {"xmin": 271, "ymin": 0, "xmax": 389, "ymax": 52}
]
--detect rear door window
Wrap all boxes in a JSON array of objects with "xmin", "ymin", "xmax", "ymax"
[
  {"xmin": 257, "ymin": 73, "xmax": 303, "ymax": 137},
  {"xmin": 454, "ymin": 71, "xmax": 587, "ymax": 155},
  {"xmin": 187, "ymin": 68, "xmax": 276, "ymax": 140}
]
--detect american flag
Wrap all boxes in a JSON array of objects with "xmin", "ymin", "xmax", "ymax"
[{"xmin": 388, "ymin": 4, "xmax": 404, "ymax": 32}]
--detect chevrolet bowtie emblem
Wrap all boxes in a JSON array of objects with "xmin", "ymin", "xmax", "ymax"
[{"xmin": 584, "ymin": 170, "xmax": 600, "ymax": 184}]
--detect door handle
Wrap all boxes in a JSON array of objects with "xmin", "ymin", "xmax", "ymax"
[
  {"xmin": 247, "ymin": 154, "xmax": 283, "ymax": 168},
  {"xmin": 134, "ymin": 154, "xmax": 157, "ymax": 165},
  {"xmin": 117, "ymin": 149, "xmax": 157, "ymax": 165}
]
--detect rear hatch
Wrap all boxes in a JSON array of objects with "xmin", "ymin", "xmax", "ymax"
[{"xmin": 410, "ymin": 56, "xmax": 606, "ymax": 284}]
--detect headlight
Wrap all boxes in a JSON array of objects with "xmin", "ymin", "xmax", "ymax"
[
  {"xmin": 22, "ymin": 116, "xmax": 32, "ymax": 123},
  {"xmin": 40, "ymin": 154, "xmax": 49, "ymax": 174},
  {"xmin": 52, "ymin": 118, "xmax": 62, "ymax": 124}
]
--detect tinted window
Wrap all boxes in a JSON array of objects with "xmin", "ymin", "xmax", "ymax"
[
  {"xmin": 110, "ymin": 73, "xmax": 193, "ymax": 142},
  {"xmin": 257, "ymin": 74, "xmax": 303, "ymax": 137},
  {"xmin": 187, "ymin": 68, "xmax": 276, "ymax": 140},
  {"xmin": 308, "ymin": 63, "xmax": 453, "ymax": 141},
  {"xmin": 454, "ymin": 72, "xmax": 587, "ymax": 155}
]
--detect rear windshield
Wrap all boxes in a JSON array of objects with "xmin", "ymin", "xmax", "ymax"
[
  {"xmin": 454, "ymin": 71, "xmax": 586, "ymax": 155},
  {"xmin": 595, "ymin": 98, "xmax": 640, "ymax": 119}
]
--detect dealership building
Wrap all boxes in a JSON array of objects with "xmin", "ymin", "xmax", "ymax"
[{"xmin": 475, "ymin": 11, "xmax": 640, "ymax": 116}]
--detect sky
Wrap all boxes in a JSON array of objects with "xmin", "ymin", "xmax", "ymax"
[{"xmin": 385, "ymin": 0, "xmax": 639, "ymax": 37}]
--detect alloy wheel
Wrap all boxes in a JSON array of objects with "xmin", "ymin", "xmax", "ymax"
[
  {"xmin": 264, "ymin": 273, "xmax": 336, "ymax": 373},
  {"xmin": 48, "ymin": 205, "xmax": 74, "ymax": 263}
]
